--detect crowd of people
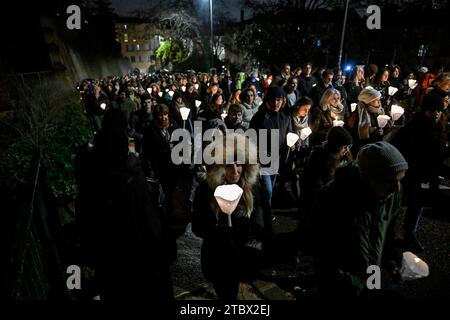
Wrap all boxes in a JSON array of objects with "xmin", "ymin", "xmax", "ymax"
[{"xmin": 75, "ymin": 62, "xmax": 450, "ymax": 301}]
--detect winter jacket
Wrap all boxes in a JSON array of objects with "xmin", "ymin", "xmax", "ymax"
[{"xmin": 312, "ymin": 163, "xmax": 403, "ymax": 298}]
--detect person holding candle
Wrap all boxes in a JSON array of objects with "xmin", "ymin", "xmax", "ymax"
[
  {"xmin": 92, "ymin": 108, "xmax": 175, "ymax": 302},
  {"xmin": 312, "ymin": 141, "xmax": 408, "ymax": 298},
  {"xmin": 298, "ymin": 126, "xmax": 353, "ymax": 249},
  {"xmin": 390, "ymin": 92, "xmax": 447, "ymax": 252},
  {"xmin": 192, "ymin": 133, "xmax": 268, "ymax": 301},
  {"xmin": 309, "ymin": 88, "xmax": 345, "ymax": 147},
  {"xmin": 347, "ymin": 87, "xmax": 391, "ymax": 153},
  {"xmin": 250, "ymin": 86, "xmax": 292, "ymax": 208}
]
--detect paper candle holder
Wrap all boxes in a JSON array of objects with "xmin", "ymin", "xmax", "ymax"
[
  {"xmin": 390, "ymin": 105, "xmax": 405, "ymax": 121},
  {"xmin": 388, "ymin": 86, "xmax": 398, "ymax": 96},
  {"xmin": 286, "ymin": 132, "xmax": 300, "ymax": 147},
  {"xmin": 377, "ymin": 115, "xmax": 391, "ymax": 128},
  {"xmin": 300, "ymin": 127, "xmax": 312, "ymax": 141},
  {"xmin": 180, "ymin": 107, "xmax": 191, "ymax": 120},
  {"xmin": 214, "ymin": 184, "xmax": 244, "ymax": 215},
  {"xmin": 400, "ymin": 252, "xmax": 429, "ymax": 280}
]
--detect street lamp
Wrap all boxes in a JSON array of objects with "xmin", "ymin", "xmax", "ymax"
[
  {"xmin": 337, "ymin": 0, "xmax": 350, "ymax": 70},
  {"xmin": 207, "ymin": 0, "xmax": 213, "ymax": 71}
]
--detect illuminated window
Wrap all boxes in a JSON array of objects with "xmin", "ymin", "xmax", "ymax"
[{"xmin": 136, "ymin": 44, "xmax": 140, "ymax": 51}]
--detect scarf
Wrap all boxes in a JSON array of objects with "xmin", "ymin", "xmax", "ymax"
[{"xmin": 357, "ymin": 102, "xmax": 384, "ymax": 139}]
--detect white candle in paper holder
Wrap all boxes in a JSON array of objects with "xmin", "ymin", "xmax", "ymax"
[
  {"xmin": 214, "ymin": 184, "xmax": 244, "ymax": 215},
  {"xmin": 181, "ymin": 86, "xmax": 186, "ymax": 92},
  {"xmin": 408, "ymin": 79, "xmax": 418, "ymax": 89},
  {"xmin": 300, "ymin": 127, "xmax": 312, "ymax": 141},
  {"xmin": 221, "ymin": 112, "xmax": 227, "ymax": 121},
  {"xmin": 388, "ymin": 86, "xmax": 398, "ymax": 96},
  {"xmin": 377, "ymin": 115, "xmax": 391, "ymax": 128},
  {"xmin": 400, "ymin": 252, "xmax": 429, "ymax": 280},
  {"xmin": 158, "ymin": 91, "xmax": 163, "ymax": 97},
  {"xmin": 165, "ymin": 88, "xmax": 169, "ymax": 92},
  {"xmin": 180, "ymin": 107, "xmax": 190, "ymax": 120},
  {"xmin": 168, "ymin": 90, "xmax": 175, "ymax": 97},
  {"xmin": 147, "ymin": 88, "xmax": 152, "ymax": 94},
  {"xmin": 333, "ymin": 119, "xmax": 345, "ymax": 127},
  {"xmin": 286, "ymin": 132, "xmax": 300, "ymax": 147},
  {"xmin": 351, "ymin": 103, "xmax": 358, "ymax": 113},
  {"xmin": 100, "ymin": 103, "xmax": 107, "ymax": 110},
  {"xmin": 195, "ymin": 100, "xmax": 202, "ymax": 108},
  {"xmin": 194, "ymin": 84, "xmax": 199, "ymax": 90},
  {"xmin": 390, "ymin": 105, "xmax": 405, "ymax": 121}
]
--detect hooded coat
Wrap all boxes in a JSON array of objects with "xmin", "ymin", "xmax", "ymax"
[{"xmin": 192, "ymin": 147, "xmax": 268, "ymax": 298}]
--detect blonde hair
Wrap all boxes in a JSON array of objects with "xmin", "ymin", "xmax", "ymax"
[
  {"xmin": 206, "ymin": 133, "xmax": 259, "ymax": 218},
  {"xmin": 319, "ymin": 88, "xmax": 341, "ymax": 110}
]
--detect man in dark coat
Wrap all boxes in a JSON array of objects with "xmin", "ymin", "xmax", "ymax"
[
  {"xmin": 92, "ymin": 108, "xmax": 174, "ymax": 303},
  {"xmin": 312, "ymin": 142, "xmax": 408, "ymax": 298},
  {"xmin": 390, "ymin": 91, "xmax": 447, "ymax": 251}
]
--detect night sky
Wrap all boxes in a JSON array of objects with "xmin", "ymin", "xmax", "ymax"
[{"xmin": 110, "ymin": 0, "xmax": 247, "ymax": 21}]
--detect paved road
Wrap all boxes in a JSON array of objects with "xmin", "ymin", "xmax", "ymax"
[{"xmin": 171, "ymin": 185, "xmax": 450, "ymax": 300}]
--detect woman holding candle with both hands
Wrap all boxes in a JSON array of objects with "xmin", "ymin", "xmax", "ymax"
[{"xmin": 192, "ymin": 133, "xmax": 269, "ymax": 301}]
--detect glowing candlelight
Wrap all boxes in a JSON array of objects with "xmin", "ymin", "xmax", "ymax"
[
  {"xmin": 400, "ymin": 252, "xmax": 429, "ymax": 280},
  {"xmin": 195, "ymin": 100, "xmax": 202, "ymax": 108},
  {"xmin": 377, "ymin": 115, "xmax": 391, "ymax": 128},
  {"xmin": 147, "ymin": 88, "xmax": 152, "ymax": 94},
  {"xmin": 214, "ymin": 184, "xmax": 244, "ymax": 226},
  {"xmin": 388, "ymin": 86, "xmax": 398, "ymax": 96},
  {"xmin": 168, "ymin": 90, "xmax": 175, "ymax": 97},
  {"xmin": 100, "ymin": 103, "xmax": 106, "ymax": 110},
  {"xmin": 333, "ymin": 119, "xmax": 345, "ymax": 127},
  {"xmin": 158, "ymin": 92, "xmax": 163, "ymax": 97},
  {"xmin": 351, "ymin": 103, "xmax": 357, "ymax": 113},
  {"xmin": 408, "ymin": 79, "xmax": 417, "ymax": 89},
  {"xmin": 180, "ymin": 107, "xmax": 190, "ymax": 121},
  {"xmin": 390, "ymin": 105, "xmax": 405, "ymax": 121},
  {"xmin": 221, "ymin": 112, "xmax": 227, "ymax": 121},
  {"xmin": 181, "ymin": 86, "xmax": 186, "ymax": 92},
  {"xmin": 286, "ymin": 133, "xmax": 300, "ymax": 147},
  {"xmin": 300, "ymin": 127, "xmax": 312, "ymax": 141}
]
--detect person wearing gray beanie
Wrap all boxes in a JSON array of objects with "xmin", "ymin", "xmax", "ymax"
[
  {"xmin": 311, "ymin": 141, "xmax": 407, "ymax": 298},
  {"xmin": 357, "ymin": 141, "xmax": 408, "ymax": 178}
]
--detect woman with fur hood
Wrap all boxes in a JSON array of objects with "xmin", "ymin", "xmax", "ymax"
[{"xmin": 192, "ymin": 133, "xmax": 269, "ymax": 300}]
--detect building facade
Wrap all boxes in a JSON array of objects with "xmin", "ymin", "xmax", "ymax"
[{"xmin": 115, "ymin": 18, "xmax": 161, "ymax": 74}]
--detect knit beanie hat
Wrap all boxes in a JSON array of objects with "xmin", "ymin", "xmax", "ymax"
[
  {"xmin": 357, "ymin": 141, "xmax": 408, "ymax": 177},
  {"xmin": 327, "ymin": 127, "xmax": 353, "ymax": 152},
  {"xmin": 358, "ymin": 87, "xmax": 382, "ymax": 104},
  {"xmin": 265, "ymin": 85, "xmax": 286, "ymax": 101}
]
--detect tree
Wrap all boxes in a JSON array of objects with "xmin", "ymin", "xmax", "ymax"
[
  {"xmin": 156, "ymin": 40, "xmax": 189, "ymax": 65},
  {"xmin": 234, "ymin": 0, "xmax": 343, "ymax": 70}
]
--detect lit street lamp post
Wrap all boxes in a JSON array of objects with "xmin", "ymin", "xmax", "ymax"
[
  {"xmin": 337, "ymin": 0, "xmax": 350, "ymax": 71},
  {"xmin": 209, "ymin": 0, "xmax": 214, "ymax": 71}
]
